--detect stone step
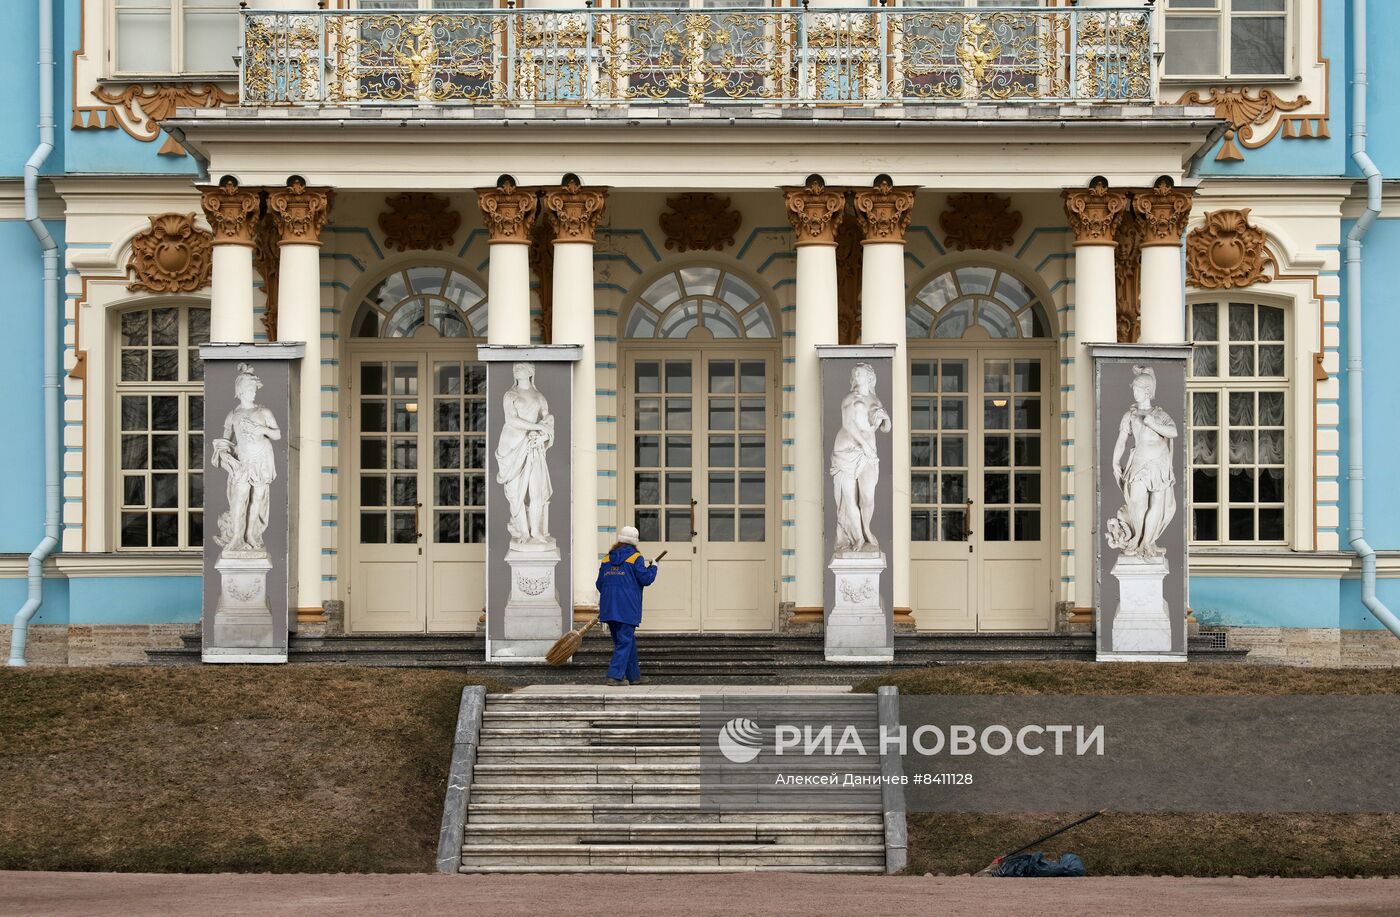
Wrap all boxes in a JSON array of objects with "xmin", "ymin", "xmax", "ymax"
[
  {"xmin": 474, "ymin": 746, "xmax": 706, "ymax": 764},
  {"xmin": 465, "ymin": 804, "xmax": 883, "ymax": 825},
  {"xmin": 475, "ymin": 727, "xmax": 881, "ymax": 747},
  {"xmin": 461, "ymin": 822, "xmax": 884, "ymax": 845},
  {"xmin": 458, "ymin": 843, "xmax": 886, "ymax": 868},
  {"xmin": 457, "ymin": 863, "xmax": 887, "ymax": 874},
  {"xmin": 471, "ymin": 763, "xmax": 711, "ymax": 785},
  {"xmin": 469, "ymin": 783, "xmax": 881, "ymax": 806}
]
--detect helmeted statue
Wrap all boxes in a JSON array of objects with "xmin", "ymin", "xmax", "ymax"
[
  {"xmin": 211, "ymin": 363, "xmax": 280, "ymax": 554},
  {"xmin": 1106, "ymin": 364, "xmax": 1179, "ymax": 560}
]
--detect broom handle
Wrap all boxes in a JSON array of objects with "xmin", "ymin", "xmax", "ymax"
[{"xmin": 997, "ymin": 810, "xmax": 1105, "ymax": 862}]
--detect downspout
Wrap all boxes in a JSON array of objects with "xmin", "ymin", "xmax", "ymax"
[
  {"xmin": 8, "ymin": 0, "xmax": 61, "ymax": 666},
  {"xmin": 1345, "ymin": 0, "xmax": 1400, "ymax": 640}
]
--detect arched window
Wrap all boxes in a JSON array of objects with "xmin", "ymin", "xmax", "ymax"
[
  {"xmin": 115, "ymin": 303, "xmax": 210, "ymax": 550},
  {"xmin": 625, "ymin": 265, "xmax": 776, "ymax": 340},
  {"xmin": 907, "ymin": 265, "xmax": 1051, "ymax": 340},
  {"xmin": 1188, "ymin": 299, "xmax": 1288, "ymax": 544},
  {"xmin": 351, "ymin": 265, "xmax": 488, "ymax": 339}
]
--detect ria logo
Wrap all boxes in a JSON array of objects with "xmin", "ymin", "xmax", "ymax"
[{"xmin": 717, "ymin": 717, "xmax": 764, "ymax": 764}]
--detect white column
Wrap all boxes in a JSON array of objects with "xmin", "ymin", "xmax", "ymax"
[
  {"xmin": 860, "ymin": 241, "xmax": 911, "ymax": 612},
  {"xmin": 488, "ymin": 243, "xmax": 533, "ymax": 345},
  {"xmin": 1062, "ymin": 182, "xmax": 1127, "ymax": 620},
  {"xmin": 267, "ymin": 178, "xmax": 332, "ymax": 624},
  {"xmin": 554, "ymin": 241, "xmax": 599, "ymax": 612},
  {"xmin": 1135, "ymin": 180, "xmax": 1193, "ymax": 344},
  {"xmin": 794, "ymin": 244, "xmax": 839, "ymax": 614},
  {"xmin": 210, "ymin": 246, "xmax": 256, "ymax": 342}
]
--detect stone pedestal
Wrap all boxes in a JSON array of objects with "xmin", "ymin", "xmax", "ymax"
[
  {"xmin": 826, "ymin": 553, "xmax": 892, "ymax": 662},
  {"xmin": 212, "ymin": 554, "xmax": 276, "ymax": 650},
  {"xmin": 1109, "ymin": 557, "xmax": 1172, "ymax": 653},
  {"xmin": 501, "ymin": 545, "xmax": 563, "ymax": 646}
]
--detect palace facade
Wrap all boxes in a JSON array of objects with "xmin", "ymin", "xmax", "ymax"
[{"xmin": 5, "ymin": 0, "xmax": 1400, "ymax": 666}]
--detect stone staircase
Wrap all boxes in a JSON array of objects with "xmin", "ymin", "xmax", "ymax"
[{"xmin": 457, "ymin": 689, "xmax": 889, "ymax": 873}]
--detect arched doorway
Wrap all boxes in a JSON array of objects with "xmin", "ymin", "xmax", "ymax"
[
  {"xmin": 344, "ymin": 264, "xmax": 488, "ymax": 633},
  {"xmin": 906, "ymin": 263, "xmax": 1057, "ymax": 632},
  {"xmin": 619, "ymin": 264, "xmax": 781, "ymax": 632}
]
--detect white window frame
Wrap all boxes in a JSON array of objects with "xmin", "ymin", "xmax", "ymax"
[
  {"xmin": 1186, "ymin": 297, "xmax": 1291, "ymax": 547},
  {"xmin": 1162, "ymin": 0, "xmax": 1294, "ymax": 82},
  {"xmin": 109, "ymin": 0, "xmax": 241, "ymax": 79},
  {"xmin": 113, "ymin": 302, "xmax": 210, "ymax": 553}
]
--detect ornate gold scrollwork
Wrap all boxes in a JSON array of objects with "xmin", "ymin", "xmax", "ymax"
[
  {"xmin": 79, "ymin": 82, "xmax": 236, "ymax": 156},
  {"xmin": 1176, "ymin": 87, "xmax": 1311, "ymax": 162}
]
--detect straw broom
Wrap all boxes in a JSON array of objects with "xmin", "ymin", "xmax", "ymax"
[{"xmin": 545, "ymin": 551, "xmax": 665, "ymax": 666}]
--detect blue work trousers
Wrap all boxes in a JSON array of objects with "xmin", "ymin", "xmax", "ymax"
[{"xmin": 606, "ymin": 622, "xmax": 641, "ymax": 683}]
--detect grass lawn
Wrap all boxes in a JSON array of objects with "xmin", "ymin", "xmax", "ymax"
[
  {"xmin": 0, "ymin": 667, "xmax": 508, "ymax": 874},
  {"xmin": 855, "ymin": 663, "xmax": 1400, "ymax": 877}
]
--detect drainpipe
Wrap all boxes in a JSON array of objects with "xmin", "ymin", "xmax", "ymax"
[
  {"xmin": 8, "ymin": 0, "xmax": 61, "ymax": 666},
  {"xmin": 1345, "ymin": 0, "xmax": 1400, "ymax": 640}
]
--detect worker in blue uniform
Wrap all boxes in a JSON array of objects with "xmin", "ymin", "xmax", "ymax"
[{"xmin": 595, "ymin": 525, "xmax": 658, "ymax": 686}]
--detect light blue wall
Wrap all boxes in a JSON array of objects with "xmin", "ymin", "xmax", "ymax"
[
  {"xmin": 0, "ymin": 1, "xmax": 44, "ymax": 177},
  {"xmin": 1191, "ymin": 574, "xmax": 1399, "ymax": 630},
  {"xmin": 0, "ymin": 575, "xmax": 199, "ymax": 625}
]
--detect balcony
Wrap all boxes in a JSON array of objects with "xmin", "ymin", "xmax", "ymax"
[{"xmin": 239, "ymin": 6, "xmax": 1156, "ymax": 109}]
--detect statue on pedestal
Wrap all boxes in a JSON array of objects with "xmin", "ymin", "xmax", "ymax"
[
  {"xmin": 211, "ymin": 363, "xmax": 280, "ymax": 556},
  {"xmin": 1105, "ymin": 364, "xmax": 1178, "ymax": 561},
  {"xmin": 830, "ymin": 362, "xmax": 892, "ymax": 554},
  {"xmin": 495, "ymin": 362, "xmax": 556, "ymax": 550}
]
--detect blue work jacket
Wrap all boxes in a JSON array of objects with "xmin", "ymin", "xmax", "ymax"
[{"xmin": 595, "ymin": 544, "xmax": 658, "ymax": 626}]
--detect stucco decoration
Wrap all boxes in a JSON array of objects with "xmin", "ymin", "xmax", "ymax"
[
  {"xmin": 476, "ymin": 177, "xmax": 538, "ymax": 244},
  {"xmin": 1186, "ymin": 208, "xmax": 1274, "ymax": 291},
  {"xmin": 830, "ymin": 362, "xmax": 892, "ymax": 554},
  {"xmin": 1114, "ymin": 209, "xmax": 1142, "ymax": 343},
  {"xmin": 529, "ymin": 219, "xmax": 556, "ymax": 344},
  {"xmin": 938, "ymin": 192, "xmax": 1021, "ymax": 251},
  {"xmin": 78, "ymin": 82, "xmax": 237, "ymax": 156},
  {"xmin": 1062, "ymin": 179, "xmax": 1127, "ymax": 245},
  {"xmin": 252, "ymin": 215, "xmax": 282, "ymax": 341},
  {"xmin": 497, "ymin": 362, "xmax": 556, "ymax": 551},
  {"xmin": 853, "ymin": 178, "xmax": 917, "ymax": 244},
  {"xmin": 1132, "ymin": 178, "xmax": 1194, "ymax": 247},
  {"xmin": 126, "ymin": 213, "xmax": 213, "ymax": 293},
  {"xmin": 209, "ymin": 362, "xmax": 281, "ymax": 650},
  {"xmin": 543, "ymin": 176, "xmax": 609, "ymax": 243},
  {"xmin": 659, "ymin": 192, "xmax": 742, "ymax": 252},
  {"xmin": 782, "ymin": 176, "xmax": 846, "ymax": 246},
  {"xmin": 378, "ymin": 193, "xmax": 461, "ymax": 252},
  {"xmin": 1175, "ymin": 87, "xmax": 1310, "ymax": 162},
  {"xmin": 200, "ymin": 178, "xmax": 261, "ymax": 247},
  {"xmin": 835, "ymin": 215, "xmax": 862, "ymax": 345},
  {"xmin": 267, "ymin": 177, "xmax": 332, "ymax": 245}
]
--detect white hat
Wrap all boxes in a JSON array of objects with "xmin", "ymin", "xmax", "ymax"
[{"xmin": 618, "ymin": 525, "xmax": 640, "ymax": 547}]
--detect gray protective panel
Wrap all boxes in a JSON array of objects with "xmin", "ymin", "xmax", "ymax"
[{"xmin": 1094, "ymin": 347, "xmax": 1188, "ymax": 656}]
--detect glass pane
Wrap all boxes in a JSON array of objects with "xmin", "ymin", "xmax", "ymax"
[
  {"xmin": 361, "ymin": 475, "xmax": 387, "ymax": 507},
  {"xmin": 1193, "ymin": 467, "xmax": 1218, "ymax": 502},
  {"xmin": 665, "ymin": 435, "xmax": 691, "ymax": 467},
  {"xmin": 435, "ymin": 474, "xmax": 460, "ymax": 507},
  {"xmin": 123, "ymin": 475, "xmax": 145, "ymax": 507},
  {"xmin": 151, "ymin": 435, "xmax": 178, "ymax": 469},
  {"xmin": 1228, "ymin": 507, "xmax": 1254, "ymax": 541},
  {"xmin": 1191, "ymin": 303, "xmax": 1218, "ymax": 341},
  {"xmin": 122, "ymin": 310, "xmax": 149, "ymax": 346},
  {"xmin": 635, "ymin": 362, "xmax": 660, "ymax": 393},
  {"xmin": 1259, "ymin": 466, "xmax": 1285, "ymax": 502},
  {"xmin": 1164, "ymin": 16, "xmax": 1220, "ymax": 76},
  {"xmin": 466, "ymin": 512, "xmax": 486, "ymax": 544},
  {"xmin": 739, "ymin": 510, "xmax": 764, "ymax": 542},
  {"xmin": 1258, "ymin": 345, "xmax": 1285, "ymax": 377},
  {"xmin": 1014, "ymin": 435, "xmax": 1039, "ymax": 466},
  {"xmin": 150, "ymin": 308, "xmax": 178, "ymax": 345},
  {"xmin": 941, "ymin": 361, "xmax": 967, "ymax": 394},
  {"xmin": 1229, "ymin": 391, "xmax": 1254, "ymax": 425},
  {"xmin": 1258, "ymin": 507, "xmax": 1285, "ymax": 541},
  {"xmin": 361, "ymin": 402, "xmax": 387, "ymax": 433},
  {"xmin": 911, "ymin": 362, "xmax": 934, "ymax": 394},
  {"xmin": 121, "ymin": 395, "xmax": 147, "ymax": 432},
  {"xmin": 1229, "ymin": 467, "xmax": 1255, "ymax": 502},
  {"xmin": 392, "ymin": 474, "xmax": 417, "ymax": 506},
  {"xmin": 709, "ymin": 435, "xmax": 734, "ymax": 468},
  {"xmin": 361, "ymin": 513, "xmax": 387, "ymax": 544},
  {"xmin": 1014, "ymin": 473, "xmax": 1040, "ymax": 504},
  {"xmin": 739, "ymin": 398, "xmax": 764, "ymax": 431},
  {"xmin": 151, "ymin": 513, "xmax": 178, "ymax": 547},
  {"xmin": 984, "ymin": 509, "xmax": 1010, "ymax": 542},
  {"xmin": 942, "ymin": 510, "xmax": 967, "ymax": 543},
  {"xmin": 435, "ymin": 401, "xmax": 460, "ymax": 433},
  {"xmin": 708, "ymin": 399, "xmax": 734, "ymax": 430},
  {"xmin": 362, "ymin": 438, "xmax": 387, "ymax": 469},
  {"xmin": 942, "ymin": 435, "xmax": 967, "ymax": 467},
  {"xmin": 941, "ymin": 472, "xmax": 966, "ymax": 504},
  {"xmin": 708, "ymin": 360, "xmax": 735, "ymax": 393},
  {"xmin": 1193, "ymin": 344, "xmax": 1219, "ymax": 377},
  {"xmin": 635, "ymin": 472, "xmax": 660, "ymax": 505},
  {"xmin": 666, "ymin": 510, "xmax": 691, "ymax": 541},
  {"xmin": 1194, "ymin": 507, "xmax": 1219, "ymax": 541},
  {"xmin": 709, "ymin": 472, "xmax": 734, "ymax": 505},
  {"xmin": 911, "ymin": 435, "xmax": 932, "ymax": 467},
  {"xmin": 1014, "ymin": 509, "xmax": 1040, "ymax": 542},
  {"xmin": 1013, "ymin": 397, "xmax": 1040, "ymax": 431},
  {"xmin": 984, "ymin": 436, "xmax": 1010, "ymax": 468},
  {"xmin": 1014, "ymin": 360, "xmax": 1041, "ymax": 393},
  {"xmin": 392, "ymin": 363, "xmax": 418, "ymax": 396},
  {"xmin": 666, "ymin": 361, "xmax": 692, "ymax": 393},
  {"xmin": 1229, "ymin": 303, "xmax": 1255, "ymax": 341},
  {"xmin": 739, "ymin": 472, "xmax": 764, "ymax": 504},
  {"xmin": 911, "ymin": 399, "xmax": 933, "ymax": 431},
  {"xmin": 1194, "ymin": 430, "xmax": 1219, "ymax": 465},
  {"xmin": 740, "ymin": 361, "xmax": 765, "ymax": 393},
  {"xmin": 708, "ymin": 510, "xmax": 734, "ymax": 542},
  {"xmin": 436, "ymin": 511, "xmax": 461, "ymax": 544},
  {"xmin": 984, "ymin": 472, "xmax": 1010, "ymax": 505},
  {"xmin": 1231, "ymin": 15, "xmax": 1285, "ymax": 75},
  {"xmin": 151, "ymin": 474, "xmax": 178, "ymax": 509},
  {"xmin": 1229, "ymin": 430, "xmax": 1255, "ymax": 464},
  {"xmin": 635, "ymin": 435, "xmax": 660, "ymax": 467},
  {"xmin": 984, "ymin": 398, "xmax": 1009, "ymax": 430},
  {"xmin": 739, "ymin": 436, "xmax": 764, "ymax": 468},
  {"xmin": 465, "ymin": 474, "xmax": 485, "ymax": 507},
  {"xmin": 391, "ymin": 438, "xmax": 418, "ymax": 470},
  {"xmin": 942, "ymin": 398, "xmax": 967, "ymax": 431},
  {"xmin": 465, "ymin": 364, "xmax": 486, "ymax": 394},
  {"xmin": 666, "ymin": 472, "xmax": 692, "ymax": 504},
  {"xmin": 635, "ymin": 398, "xmax": 661, "ymax": 431},
  {"xmin": 1259, "ymin": 391, "xmax": 1285, "ymax": 425},
  {"xmin": 666, "ymin": 398, "xmax": 692, "ymax": 431},
  {"xmin": 911, "ymin": 510, "xmax": 932, "ymax": 542},
  {"xmin": 152, "ymin": 350, "xmax": 179, "ymax": 381},
  {"xmin": 361, "ymin": 363, "xmax": 387, "ymax": 395},
  {"xmin": 392, "ymin": 512, "xmax": 417, "ymax": 544},
  {"xmin": 1193, "ymin": 391, "xmax": 1220, "ymax": 426},
  {"xmin": 116, "ymin": 10, "xmax": 172, "ymax": 72},
  {"xmin": 984, "ymin": 360, "xmax": 1011, "ymax": 393},
  {"xmin": 433, "ymin": 437, "xmax": 458, "ymax": 470},
  {"xmin": 636, "ymin": 510, "xmax": 660, "ymax": 542}
]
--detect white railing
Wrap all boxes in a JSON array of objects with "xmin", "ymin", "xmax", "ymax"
[{"xmin": 240, "ymin": 6, "xmax": 1155, "ymax": 107}]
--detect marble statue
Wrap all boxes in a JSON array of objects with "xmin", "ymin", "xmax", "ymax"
[
  {"xmin": 496, "ymin": 361, "xmax": 556, "ymax": 550},
  {"xmin": 830, "ymin": 362, "xmax": 892, "ymax": 554},
  {"xmin": 1105, "ymin": 364, "xmax": 1178, "ymax": 560},
  {"xmin": 211, "ymin": 363, "xmax": 280, "ymax": 555}
]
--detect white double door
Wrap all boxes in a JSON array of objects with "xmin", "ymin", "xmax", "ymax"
[
  {"xmin": 348, "ymin": 347, "xmax": 485, "ymax": 633},
  {"xmin": 908, "ymin": 347, "xmax": 1054, "ymax": 631},
  {"xmin": 621, "ymin": 348, "xmax": 778, "ymax": 632}
]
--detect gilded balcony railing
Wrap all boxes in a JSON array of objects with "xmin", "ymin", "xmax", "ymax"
[{"xmin": 240, "ymin": 6, "xmax": 1154, "ymax": 108}]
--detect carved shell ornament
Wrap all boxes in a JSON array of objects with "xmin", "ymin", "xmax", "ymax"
[
  {"xmin": 126, "ymin": 213, "xmax": 213, "ymax": 293},
  {"xmin": 659, "ymin": 192, "xmax": 742, "ymax": 253},
  {"xmin": 1186, "ymin": 209, "xmax": 1273, "ymax": 290}
]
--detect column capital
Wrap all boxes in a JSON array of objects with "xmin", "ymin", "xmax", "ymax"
[
  {"xmin": 477, "ymin": 177, "xmax": 537, "ymax": 244},
  {"xmin": 783, "ymin": 175, "xmax": 846, "ymax": 246},
  {"xmin": 266, "ymin": 177, "xmax": 332, "ymax": 246},
  {"xmin": 1062, "ymin": 179, "xmax": 1128, "ymax": 246},
  {"xmin": 1133, "ymin": 177, "xmax": 1194, "ymax": 248},
  {"xmin": 199, "ymin": 177, "xmax": 261, "ymax": 247},
  {"xmin": 852, "ymin": 178, "xmax": 917, "ymax": 244},
  {"xmin": 543, "ymin": 176, "xmax": 609, "ymax": 244}
]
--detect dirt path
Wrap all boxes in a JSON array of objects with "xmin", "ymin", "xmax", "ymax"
[{"xmin": 3, "ymin": 872, "xmax": 1397, "ymax": 916}]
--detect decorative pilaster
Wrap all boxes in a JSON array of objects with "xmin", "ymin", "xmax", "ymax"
[
  {"xmin": 545, "ymin": 176, "xmax": 609, "ymax": 619},
  {"xmin": 1134, "ymin": 177, "xmax": 1193, "ymax": 344},
  {"xmin": 785, "ymin": 176, "xmax": 845, "ymax": 623},
  {"xmin": 477, "ymin": 177, "xmax": 537, "ymax": 345},
  {"xmin": 853, "ymin": 178, "xmax": 918, "ymax": 628},
  {"xmin": 1114, "ymin": 210, "xmax": 1143, "ymax": 344},
  {"xmin": 1063, "ymin": 178, "xmax": 1128, "ymax": 629},
  {"xmin": 200, "ymin": 177, "xmax": 262, "ymax": 344},
  {"xmin": 267, "ymin": 176, "xmax": 333, "ymax": 624}
]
